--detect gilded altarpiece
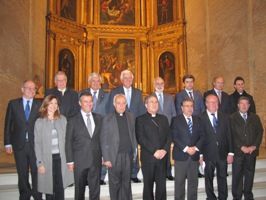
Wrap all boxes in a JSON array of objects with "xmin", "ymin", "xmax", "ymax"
[{"xmin": 46, "ymin": 0, "xmax": 186, "ymax": 95}]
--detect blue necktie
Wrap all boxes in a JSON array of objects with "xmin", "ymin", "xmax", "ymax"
[
  {"xmin": 243, "ymin": 114, "xmax": 247, "ymax": 122},
  {"xmin": 126, "ymin": 89, "xmax": 131, "ymax": 108},
  {"xmin": 159, "ymin": 93, "xmax": 163, "ymax": 111},
  {"xmin": 187, "ymin": 118, "xmax": 192, "ymax": 135},
  {"xmin": 211, "ymin": 113, "xmax": 217, "ymax": 133},
  {"xmin": 93, "ymin": 91, "xmax": 97, "ymax": 111},
  {"xmin": 25, "ymin": 100, "xmax": 30, "ymax": 121}
]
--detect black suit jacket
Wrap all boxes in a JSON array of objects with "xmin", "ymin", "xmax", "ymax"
[
  {"xmin": 230, "ymin": 90, "xmax": 256, "ymax": 113},
  {"xmin": 136, "ymin": 113, "xmax": 172, "ymax": 164},
  {"xmin": 203, "ymin": 89, "xmax": 233, "ymax": 114},
  {"xmin": 108, "ymin": 86, "xmax": 145, "ymax": 117},
  {"xmin": 230, "ymin": 112, "xmax": 263, "ymax": 157},
  {"xmin": 45, "ymin": 87, "xmax": 79, "ymax": 118},
  {"xmin": 65, "ymin": 111, "xmax": 103, "ymax": 170},
  {"xmin": 4, "ymin": 98, "xmax": 42, "ymax": 151},
  {"xmin": 200, "ymin": 111, "xmax": 234, "ymax": 161},
  {"xmin": 171, "ymin": 115, "xmax": 205, "ymax": 161}
]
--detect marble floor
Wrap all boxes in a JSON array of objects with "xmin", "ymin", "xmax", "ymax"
[{"xmin": 0, "ymin": 159, "xmax": 266, "ymax": 200}]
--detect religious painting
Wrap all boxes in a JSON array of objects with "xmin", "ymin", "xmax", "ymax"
[
  {"xmin": 159, "ymin": 52, "xmax": 176, "ymax": 89},
  {"xmin": 100, "ymin": 0, "xmax": 135, "ymax": 25},
  {"xmin": 99, "ymin": 38, "xmax": 135, "ymax": 90},
  {"xmin": 157, "ymin": 0, "xmax": 173, "ymax": 25},
  {"xmin": 60, "ymin": 0, "xmax": 76, "ymax": 21},
  {"xmin": 59, "ymin": 49, "xmax": 75, "ymax": 89}
]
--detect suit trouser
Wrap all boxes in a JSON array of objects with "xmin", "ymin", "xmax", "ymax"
[
  {"xmin": 131, "ymin": 153, "xmax": 140, "ymax": 178},
  {"xmin": 108, "ymin": 153, "xmax": 132, "ymax": 200},
  {"xmin": 46, "ymin": 153, "xmax": 64, "ymax": 200},
  {"xmin": 166, "ymin": 152, "xmax": 173, "ymax": 177},
  {"xmin": 74, "ymin": 164, "xmax": 101, "ymax": 200},
  {"xmin": 174, "ymin": 158, "xmax": 198, "ymax": 200},
  {"xmin": 204, "ymin": 159, "xmax": 228, "ymax": 200},
  {"xmin": 232, "ymin": 155, "xmax": 256, "ymax": 200},
  {"xmin": 142, "ymin": 160, "xmax": 167, "ymax": 200},
  {"xmin": 100, "ymin": 165, "xmax": 107, "ymax": 181},
  {"xmin": 14, "ymin": 141, "xmax": 42, "ymax": 200}
]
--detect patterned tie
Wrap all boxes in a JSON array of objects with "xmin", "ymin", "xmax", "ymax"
[
  {"xmin": 86, "ymin": 114, "xmax": 93, "ymax": 137},
  {"xmin": 243, "ymin": 114, "xmax": 247, "ymax": 122},
  {"xmin": 158, "ymin": 93, "xmax": 163, "ymax": 111},
  {"xmin": 25, "ymin": 100, "xmax": 30, "ymax": 121},
  {"xmin": 187, "ymin": 118, "xmax": 193, "ymax": 135},
  {"xmin": 217, "ymin": 91, "xmax": 222, "ymax": 103},
  {"xmin": 126, "ymin": 89, "xmax": 131, "ymax": 108},
  {"xmin": 189, "ymin": 92, "xmax": 193, "ymax": 99},
  {"xmin": 211, "ymin": 113, "xmax": 217, "ymax": 133},
  {"xmin": 93, "ymin": 91, "xmax": 97, "ymax": 111}
]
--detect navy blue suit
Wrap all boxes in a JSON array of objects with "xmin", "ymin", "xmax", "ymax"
[
  {"xmin": 171, "ymin": 114, "xmax": 205, "ymax": 200},
  {"xmin": 108, "ymin": 86, "xmax": 145, "ymax": 117},
  {"xmin": 175, "ymin": 90, "xmax": 205, "ymax": 115}
]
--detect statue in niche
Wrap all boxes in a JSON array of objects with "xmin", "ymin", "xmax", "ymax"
[
  {"xmin": 159, "ymin": 52, "xmax": 176, "ymax": 89},
  {"xmin": 61, "ymin": 0, "xmax": 76, "ymax": 21},
  {"xmin": 100, "ymin": 0, "xmax": 135, "ymax": 25},
  {"xmin": 157, "ymin": 0, "xmax": 173, "ymax": 25},
  {"xmin": 59, "ymin": 49, "xmax": 75, "ymax": 89}
]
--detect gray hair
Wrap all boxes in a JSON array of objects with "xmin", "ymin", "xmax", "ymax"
[
  {"xmin": 54, "ymin": 71, "xmax": 67, "ymax": 81},
  {"xmin": 113, "ymin": 94, "xmax": 127, "ymax": 105},
  {"xmin": 120, "ymin": 70, "xmax": 134, "ymax": 81},
  {"xmin": 88, "ymin": 72, "xmax": 102, "ymax": 83}
]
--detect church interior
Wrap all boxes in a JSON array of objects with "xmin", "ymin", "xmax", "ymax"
[{"xmin": 0, "ymin": 0, "xmax": 266, "ymax": 199}]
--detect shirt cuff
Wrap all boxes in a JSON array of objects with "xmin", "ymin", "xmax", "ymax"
[{"xmin": 183, "ymin": 146, "xmax": 189, "ymax": 152}]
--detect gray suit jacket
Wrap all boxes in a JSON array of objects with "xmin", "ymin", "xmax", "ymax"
[
  {"xmin": 79, "ymin": 88, "xmax": 109, "ymax": 116},
  {"xmin": 108, "ymin": 86, "xmax": 145, "ymax": 118},
  {"xmin": 152, "ymin": 93, "xmax": 176, "ymax": 125},
  {"xmin": 34, "ymin": 116, "xmax": 74, "ymax": 194},
  {"xmin": 175, "ymin": 90, "xmax": 205, "ymax": 116},
  {"xmin": 101, "ymin": 111, "xmax": 137, "ymax": 167}
]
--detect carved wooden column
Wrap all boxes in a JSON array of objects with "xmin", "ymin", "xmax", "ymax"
[
  {"xmin": 46, "ymin": 30, "xmax": 56, "ymax": 88},
  {"xmin": 177, "ymin": 35, "xmax": 187, "ymax": 90},
  {"xmin": 141, "ymin": 41, "xmax": 149, "ymax": 94},
  {"xmin": 141, "ymin": 0, "xmax": 146, "ymax": 26},
  {"xmin": 85, "ymin": 40, "xmax": 94, "ymax": 87},
  {"xmin": 177, "ymin": 0, "xmax": 185, "ymax": 20}
]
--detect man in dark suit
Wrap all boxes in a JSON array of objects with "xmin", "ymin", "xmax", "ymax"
[
  {"xmin": 203, "ymin": 76, "xmax": 233, "ymax": 114},
  {"xmin": 152, "ymin": 77, "xmax": 176, "ymax": 180},
  {"xmin": 79, "ymin": 72, "xmax": 109, "ymax": 185},
  {"xmin": 66, "ymin": 92, "xmax": 102, "ymax": 200},
  {"xmin": 4, "ymin": 80, "xmax": 42, "ymax": 200},
  {"xmin": 230, "ymin": 96, "xmax": 263, "ymax": 200},
  {"xmin": 101, "ymin": 94, "xmax": 137, "ymax": 200},
  {"xmin": 230, "ymin": 76, "xmax": 256, "ymax": 114},
  {"xmin": 171, "ymin": 98, "xmax": 205, "ymax": 200},
  {"xmin": 175, "ymin": 74, "xmax": 205, "ymax": 115},
  {"xmin": 200, "ymin": 94, "xmax": 234, "ymax": 200},
  {"xmin": 108, "ymin": 69, "xmax": 145, "ymax": 183},
  {"xmin": 45, "ymin": 71, "xmax": 79, "ymax": 118},
  {"xmin": 136, "ymin": 95, "xmax": 172, "ymax": 200}
]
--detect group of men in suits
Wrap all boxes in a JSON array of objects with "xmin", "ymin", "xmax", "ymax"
[{"xmin": 4, "ymin": 70, "xmax": 263, "ymax": 200}]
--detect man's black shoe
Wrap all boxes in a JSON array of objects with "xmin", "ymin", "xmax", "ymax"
[
  {"xmin": 166, "ymin": 176, "xmax": 175, "ymax": 181},
  {"xmin": 131, "ymin": 177, "xmax": 141, "ymax": 183},
  {"xmin": 198, "ymin": 173, "xmax": 204, "ymax": 178},
  {"xmin": 100, "ymin": 180, "xmax": 106, "ymax": 185}
]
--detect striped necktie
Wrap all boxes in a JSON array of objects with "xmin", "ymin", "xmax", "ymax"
[{"xmin": 187, "ymin": 118, "xmax": 192, "ymax": 135}]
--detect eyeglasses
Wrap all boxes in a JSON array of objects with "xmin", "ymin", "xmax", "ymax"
[{"xmin": 24, "ymin": 87, "xmax": 37, "ymax": 92}]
